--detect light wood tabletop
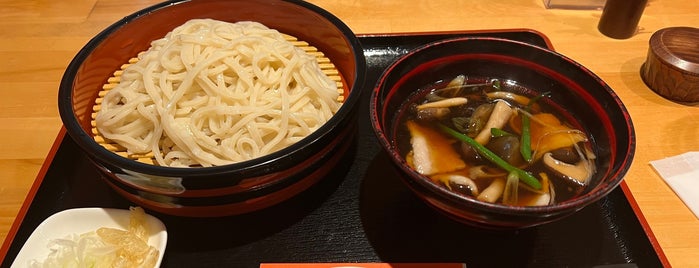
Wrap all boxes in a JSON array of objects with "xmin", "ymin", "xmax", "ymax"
[{"xmin": 1, "ymin": 0, "xmax": 698, "ymax": 267}]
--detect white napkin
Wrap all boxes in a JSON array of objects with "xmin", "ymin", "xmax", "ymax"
[{"xmin": 649, "ymin": 152, "xmax": 699, "ymax": 219}]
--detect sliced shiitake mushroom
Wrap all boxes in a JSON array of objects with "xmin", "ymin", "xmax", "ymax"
[
  {"xmin": 432, "ymin": 174, "xmax": 479, "ymax": 197},
  {"xmin": 542, "ymin": 146, "xmax": 595, "ymax": 187},
  {"xmin": 548, "ymin": 146, "xmax": 581, "ymax": 164}
]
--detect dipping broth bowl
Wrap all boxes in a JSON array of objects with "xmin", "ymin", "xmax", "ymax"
[
  {"xmin": 370, "ymin": 37, "xmax": 635, "ymax": 228},
  {"xmin": 58, "ymin": 0, "xmax": 366, "ymax": 217}
]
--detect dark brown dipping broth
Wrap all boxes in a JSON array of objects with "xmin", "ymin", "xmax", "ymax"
[{"xmin": 394, "ymin": 76, "xmax": 597, "ymax": 206}]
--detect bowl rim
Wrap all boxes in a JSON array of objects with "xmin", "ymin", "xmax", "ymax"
[
  {"xmin": 58, "ymin": 0, "xmax": 366, "ymax": 177},
  {"xmin": 370, "ymin": 36, "xmax": 636, "ymax": 216}
]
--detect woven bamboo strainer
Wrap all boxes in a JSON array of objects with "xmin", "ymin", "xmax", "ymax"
[{"xmin": 90, "ymin": 34, "xmax": 345, "ymax": 165}]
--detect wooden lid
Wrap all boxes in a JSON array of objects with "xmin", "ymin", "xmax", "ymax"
[
  {"xmin": 651, "ymin": 27, "xmax": 699, "ymax": 74},
  {"xmin": 641, "ymin": 27, "xmax": 699, "ymax": 103}
]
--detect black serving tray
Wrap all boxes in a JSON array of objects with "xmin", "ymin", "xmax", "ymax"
[{"xmin": 1, "ymin": 30, "xmax": 667, "ymax": 268}]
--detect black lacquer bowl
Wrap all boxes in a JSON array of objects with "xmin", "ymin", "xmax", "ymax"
[
  {"xmin": 57, "ymin": 0, "xmax": 366, "ymax": 217},
  {"xmin": 370, "ymin": 37, "xmax": 635, "ymax": 228}
]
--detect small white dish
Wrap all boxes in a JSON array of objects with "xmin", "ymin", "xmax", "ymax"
[{"xmin": 11, "ymin": 207, "xmax": 167, "ymax": 268}]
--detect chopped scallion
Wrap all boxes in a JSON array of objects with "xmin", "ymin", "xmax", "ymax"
[
  {"xmin": 490, "ymin": 128, "xmax": 513, "ymax": 138},
  {"xmin": 520, "ymin": 91, "xmax": 550, "ymax": 162},
  {"xmin": 438, "ymin": 123, "xmax": 542, "ymax": 190}
]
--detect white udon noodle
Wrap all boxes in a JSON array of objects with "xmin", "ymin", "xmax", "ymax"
[{"xmin": 95, "ymin": 19, "xmax": 341, "ymax": 167}]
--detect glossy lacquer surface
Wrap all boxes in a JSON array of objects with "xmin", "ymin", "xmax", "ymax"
[
  {"xmin": 55, "ymin": 0, "xmax": 367, "ymax": 217},
  {"xmin": 4, "ymin": 1, "xmax": 699, "ymax": 267},
  {"xmin": 1, "ymin": 31, "xmax": 663, "ymax": 268},
  {"xmin": 370, "ymin": 36, "xmax": 634, "ymax": 229}
]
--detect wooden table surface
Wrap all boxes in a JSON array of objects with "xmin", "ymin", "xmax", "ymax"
[{"xmin": 1, "ymin": 0, "xmax": 697, "ymax": 267}]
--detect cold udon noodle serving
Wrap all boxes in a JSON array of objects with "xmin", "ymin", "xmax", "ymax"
[
  {"xmin": 95, "ymin": 19, "xmax": 342, "ymax": 167},
  {"xmin": 397, "ymin": 75, "xmax": 597, "ymax": 206}
]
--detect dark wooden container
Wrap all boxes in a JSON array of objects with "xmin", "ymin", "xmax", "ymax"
[{"xmin": 641, "ymin": 27, "xmax": 699, "ymax": 103}]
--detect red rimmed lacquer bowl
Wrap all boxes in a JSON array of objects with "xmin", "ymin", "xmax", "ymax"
[
  {"xmin": 370, "ymin": 37, "xmax": 635, "ymax": 228},
  {"xmin": 58, "ymin": 0, "xmax": 366, "ymax": 217}
]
